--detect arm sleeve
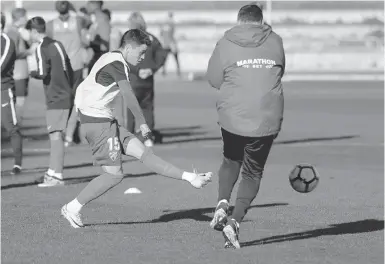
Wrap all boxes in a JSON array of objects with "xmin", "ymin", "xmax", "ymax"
[
  {"xmin": 0, "ymin": 35, "xmax": 16, "ymax": 74},
  {"xmin": 31, "ymin": 43, "xmax": 50, "ymax": 79},
  {"xmin": 278, "ymin": 37, "xmax": 285, "ymax": 76},
  {"xmin": 118, "ymin": 80, "xmax": 147, "ymax": 126},
  {"xmin": 109, "ymin": 61, "xmax": 147, "ymax": 125},
  {"xmin": 77, "ymin": 16, "xmax": 92, "ymax": 45},
  {"xmin": 206, "ymin": 42, "xmax": 224, "ymax": 89},
  {"xmin": 58, "ymin": 41, "xmax": 74, "ymax": 86},
  {"xmin": 150, "ymin": 37, "xmax": 167, "ymax": 73}
]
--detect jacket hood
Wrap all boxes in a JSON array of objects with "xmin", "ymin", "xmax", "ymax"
[{"xmin": 224, "ymin": 23, "xmax": 272, "ymax": 47}]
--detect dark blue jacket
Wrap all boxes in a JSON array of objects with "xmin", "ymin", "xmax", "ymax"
[{"xmin": 207, "ymin": 24, "xmax": 285, "ymax": 137}]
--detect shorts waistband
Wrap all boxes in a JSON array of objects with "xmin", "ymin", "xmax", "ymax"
[{"xmin": 78, "ymin": 111, "xmax": 114, "ymax": 123}]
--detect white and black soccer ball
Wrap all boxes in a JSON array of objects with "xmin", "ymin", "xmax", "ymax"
[{"xmin": 289, "ymin": 164, "xmax": 319, "ymax": 193}]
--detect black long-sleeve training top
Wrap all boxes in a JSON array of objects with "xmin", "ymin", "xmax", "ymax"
[{"xmin": 30, "ymin": 36, "xmax": 73, "ymax": 109}]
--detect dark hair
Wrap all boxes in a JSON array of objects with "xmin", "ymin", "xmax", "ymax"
[
  {"xmin": 25, "ymin": 16, "xmax": 46, "ymax": 33},
  {"xmin": 55, "ymin": 1, "xmax": 69, "ymax": 14},
  {"xmin": 88, "ymin": 1, "xmax": 103, "ymax": 8},
  {"xmin": 237, "ymin": 4, "xmax": 263, "ymax": 23},
  {"xmin": 11, "ymin": 8, "xmax": 27, "ymax": 20},
  {"xmin": 79, "ymin": 7, "xmax": 88, "ymax": 15},
  {"xmin": 120, "ymin": 29, "xmax": 151, "ymax": 48},
  {"xmin": 102, "ymin": 9, "xmax": 111, "ymax": 21},
  {"xmin": 1, "ymin": 12, "xmax": 5, "ymax": 30}
]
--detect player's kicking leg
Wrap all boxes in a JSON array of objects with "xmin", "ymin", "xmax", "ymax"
[{"xmin": 61, "ymin": 121, "xmax": 212, "ymax": 228}]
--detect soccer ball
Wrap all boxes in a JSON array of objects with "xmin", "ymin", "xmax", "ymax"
[{"xmin": 289, "ymin": 164, "xmax": 319, "ymax": 193}]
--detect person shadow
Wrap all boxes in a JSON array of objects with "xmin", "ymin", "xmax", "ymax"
[
  {"xmin": 241, "ymin": 219, "xmax": 384, "ymax": 248},
  {"xmin": 152, "ymin": 203, "xmax": 289, "ymax": 223},
  {"xmin": 85, "ymin": 203, "xmax": 289, "ymax": 227}
]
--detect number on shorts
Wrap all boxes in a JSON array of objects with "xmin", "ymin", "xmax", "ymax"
[{"xmin": 107, "ymin": 137, "xmax": 120, "ymax": 151}]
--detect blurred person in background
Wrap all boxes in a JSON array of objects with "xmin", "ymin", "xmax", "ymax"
[
  {"xmin": 6, "ymin": 8, "xmax": 32, "ymax": 120},
  {"xmin": 1, "ymin": 12, "xmax": 23, "ymax": 175},
  {"xmin": 121, "ymin": 12, "xmax": 167, "ymax": 146},
  {"xmin": 159, "ymin": 12, "xmax": 180, "ymax": 77},
  {"xmin": 77, "ymin": 6, "xmax": 95, "ymax": 76},
  {"xmin": 102, "ymin": 8, "xmax": 122, "ymax": 51},
  {"xmin": 46, "ymin": 0, "xmax": 92, "ymax": 146},
  {"xmin": 86, "ymin": 0, "xmax": 110, "ymax": 72}
]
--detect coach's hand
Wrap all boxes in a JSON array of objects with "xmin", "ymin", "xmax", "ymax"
[{"xmin": 140, "ymin": 124, "xmax": 153, "ymax": 140}]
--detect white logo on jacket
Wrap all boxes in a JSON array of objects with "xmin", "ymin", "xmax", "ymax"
[{"xmin": 237, "ymin": 58, "xmax": 276, "ymax": 69}]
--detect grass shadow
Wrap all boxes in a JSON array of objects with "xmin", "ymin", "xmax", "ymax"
[
  {"xmin": 85, "ymin": 203, "xmax": 289, "ymax": 227},
  {"xmin": 1, "ymin": 172, "xmax": 156, "ymax": 190},
  {"xmin": 275, "ymin": 135, "xmax": 360, "ymax": 145},
  {"xmin": 241, "ymin": 219, "xmax": 384, "ymax": 247}
]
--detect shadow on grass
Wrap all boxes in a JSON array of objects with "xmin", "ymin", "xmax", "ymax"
[
  {"xmin": 241, "ymin": 219, "xmax": 384, "ymax": 247},
  {"xmin": 1, "ymin": 159, "xmax": 136, "ymax": 176},
  {"xmin": 160, "ymin": 134, "xmax": 360, "ymax": 145},
  {"xmin": 1, "ymin": 172, "xmax": 156, "ymax": 190},
  {"xmin": 275, "ymin": 135, "xmax": 359, "ymax": 145},
  {"xmin": 85, "ymin": 203, "xmax": 289, "ymax": 227},
  {"xmin": 158, "ymin": 126, "xmax": 202, "ymax": 132}
]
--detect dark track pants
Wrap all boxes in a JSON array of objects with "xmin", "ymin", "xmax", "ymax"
[
  {"xmin": 1, "ymin": 89, "xmax": 23, "ymax": 166},
  {"xmin": 218, "ymin": 128, "xmax": 275, "ymax": 223}
]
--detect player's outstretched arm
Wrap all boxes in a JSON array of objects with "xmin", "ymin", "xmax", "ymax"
[{"xmin": 117, "ymin": 79, "xmax": 147, "ymax": 126}]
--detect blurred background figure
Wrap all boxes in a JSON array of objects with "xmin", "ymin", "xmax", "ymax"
[
  {"xmin": 160, "ymin": 12, "xmax": 180, "ymax": 77},
  {"xmin": 102, "ymin": 8, "xmax": 122, "ymax": 51},
  {"xmin": 120, "ymin": 11, "xmax": 167, "ymax": 146},
  {"xmin": 86, "ymin": 0, "xmax": 110, "ymax": 72},
  {"xmin": 6, "ymin": 7, "xmax": 31, "ymax": 120},
  {"xmin": 77, "ymin": 6, "xmax": 95, "ymax": 77},
  {"xmin": 46, "ymin": 0, "xmax": 91, "ymax": 146},
  {"xmin": 1, "ymin": 12, "xmax": 23, "ymax": 174}
]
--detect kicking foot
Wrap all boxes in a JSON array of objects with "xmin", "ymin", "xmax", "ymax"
[
  {"xmin": 61, "ymin": 204, "xmax": 84, "ymax": 228},
  {"xmin": 210, "ymin": 200, "xmax": 229, "ymax": 231},
  {"xmin": 222, "ymin": 218, "xmax": 241, "ymax": 249},
  {"xmin": 11, "ymin": 165, "xmax": 22, "ymax": 175},
  {"xmin": 144, "ymin": 139, "xmax": 154, "ymax": 147},
  {"xmin": 38, "ymin": 173, "xmax": 65, "ymax": 187},
  {"xmin": 188, "ymin": 172, "xmax": 212, "ymax": 189}
]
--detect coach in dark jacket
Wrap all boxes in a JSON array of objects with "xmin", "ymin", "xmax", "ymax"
[
  {"xmin": 124, "ymin": 12, "xmax": 167, "ymax": 145},
  {"xmin": 206, "ymin": 4, "xmax": 285, "ymax": 248}
]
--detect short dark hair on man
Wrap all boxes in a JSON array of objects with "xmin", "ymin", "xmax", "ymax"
[
  {"xmin": 102, "ymin": 9, "xmax": 111, "ymax": 21},
  {"xmin": 237, "ymin": 4, "xmax": 263, "ymax": 23},
  {"xmin": 25, "ymin": 16, "xmax": 46, "ymax": 33},
  {"xmin": 1, "ymin": 12, "xmax": 5, "ymax": 30},
  {"xmin": 89, "ymin": 1, "xmax": 103, "ymax": 8},
  {"xmin": 79, "ymin": 7, "xmax": 88, "ymax": 15},
  {"xmin": 120, "ymin": 29, "xmax": 151, "ymax": 48}
]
